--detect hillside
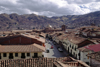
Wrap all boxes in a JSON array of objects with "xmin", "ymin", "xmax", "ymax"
[
  {"xmin": 52, "ymin": 11, "xmax": 100, "ymax": 28},
  {"xmin": 0, "ymin": 13, "xmax": 61, "ymax": 31},
  {"xmin": 0, "ymin": 11, "xmax": 100, "ymax": 31}
]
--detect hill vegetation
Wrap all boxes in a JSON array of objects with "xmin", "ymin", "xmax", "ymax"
[{"xmin": 0, "ymin": 11, "xmax": 100, "ymax": 31}]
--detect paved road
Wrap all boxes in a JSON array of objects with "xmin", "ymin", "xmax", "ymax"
[{"xmin": 43, "ymin": 39, "xmax": 66, "ymax": 58}]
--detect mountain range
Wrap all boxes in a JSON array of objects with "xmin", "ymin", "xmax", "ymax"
[{"xmin": 0, "ymin": 11, "xmax": 100, "ymax": 31}]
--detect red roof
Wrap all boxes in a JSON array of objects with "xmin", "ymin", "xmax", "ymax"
[{"xmin": 85, "ymin": 44, "xmax": 100, "ymax": 52}]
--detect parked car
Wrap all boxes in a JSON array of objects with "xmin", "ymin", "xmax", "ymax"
[
  {"xmin": 51, "ymin": 45, "xmax": 53, "ymax": 49},
  {"xmin": 45, "ymin": 48, "xmax": 50, "ymax": 53},
  {"xmin": 58, "ymin": 48, "xmax": 63, "ymax": 52}
]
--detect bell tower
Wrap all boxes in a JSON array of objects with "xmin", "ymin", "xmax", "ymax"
[{"xmin": 61, "ymin": 25, "xmax": 66, "ymax": 31}]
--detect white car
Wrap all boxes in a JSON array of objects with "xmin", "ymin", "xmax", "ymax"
[{"xmin": 58, "ymin": 48, "xmax": 63, "ymax": 52}]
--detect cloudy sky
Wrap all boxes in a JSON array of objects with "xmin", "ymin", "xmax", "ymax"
[{"xmin": 0, "ymin": 0, "xmax": 100, "ymax": 17}]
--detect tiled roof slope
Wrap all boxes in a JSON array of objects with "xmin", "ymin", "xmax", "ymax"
[
  {"xmin": 85, "ymin": 44, "xmax": 100, "ymax": 52},
  {"xmin": 0, "ymin": 43, "xmax": 45, "ymax": 53},
  {"xmin": 23, "ymin": 34, "xmax": 45, "ymax": 43},
  {"xmin": 67, "ymin": 35, "xmax": 87, "ymax": 45},
  {"xmin": 0, "ymin": 34, "xmax": 45, "ymax": 44},
  {"xmin": 0, "ymin": 57, "xmax": 90, "ymax": 67},
  {"xmin": 0, "ymin": 57, "xmax": 70, "ymax": 67}
]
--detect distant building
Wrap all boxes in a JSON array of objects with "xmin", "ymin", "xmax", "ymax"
[
  {"xmin": 61, "ymin": 25, "xmax": 66, "ymax": 31},
  {"xmin": 33, "ymin": 25, "xmax": 67, "ymax": 33}
]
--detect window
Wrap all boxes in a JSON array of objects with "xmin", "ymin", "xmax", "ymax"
[
  {"xmin": 0, "ymin": 53, "xmax": 1, "ymax": 59},
  {"xmin": 33, "ymin": 53, "xmax": 38, "ymax": 58},
  {"xmin": 70, "ymin": 45, "xmax": 71, "ymax": 48},
  {"xmin": 72, "ymin": 46, "xmax": 73, "ymax": 49},
  {"xmin": 15, "ymin": 53, "xmax": 18, "ymax": 57},
  {"xmin": 78, "ymin": 52, "xmax": 80, "ymax": 56},
  {"xmin": 3, "ymin": 53, "xmax": 6, "ymax": 57},
  {"xmin": 21, "ymin": 53, "xmax": 25, "ymax": 58},
  {"xmin": 75, "ymin": 47, "xmax": 76, "ymax": 51},
  {"xmin": 27, "ymin": 53, "xmax": 30, "ymax": 56},
  {"xmin": 9, "ymin": 53, "xmax": 13, "ymax": 59}
]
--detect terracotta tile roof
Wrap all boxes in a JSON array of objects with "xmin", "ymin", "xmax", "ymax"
[
  {"xmin": 22, "ymin": 34, "xmax": 45, "ymax": 43},
  {"xmin": 54, "ymin": 57, "xmax": 90, "ymax": 67},
  {"xmin": 57, "ymin": 34, "xmax": 67, "ymax": 41},
  {"xmin": 12, "ymin": 30, "xmax": 32, "ymax": 33},
  {"xmin": 0, "ymin": 31, "xmax": 12, "ymax": 34},
  {"xmin": 56, "ymin": 61, "xmax": 71, "ymax": 67},
  {"xmin": 76, "ymin": 60, "xmax": 90, "ymax": 67},
  {"xmin": 0, "ymin": 34, "xmax": 45, "ymax": 43},
  {"xmin": 50, "ymin": 32, "xmax": 58, "ymax": 37},
  {"xmin": 85, "ymin": 44, "xmax": 100, "ymax": 52},
  {"xmin": 79, "ymin": 26, "xmax": 99, "ymax": 30},
  {"xmin": 67, "ymin": 35, "xmax": 87, "ymax": 45},
  {"xmin": 39, "ymin": 33, "xmax": 46, "ymax": 37},
  {"xmin": 0, "ymin": 43, "xmax": 45, "ymax": 53},
  {"xmin": 0, "ymin": 57, "xmax": 72, "ymax": 67},
  {"xmin": 78, "ymin": 47, "xmax": 91, "ymax": 52},
  {"xmin": 0, "ymin": 57, "xmax": 90, "ymax": 67}
]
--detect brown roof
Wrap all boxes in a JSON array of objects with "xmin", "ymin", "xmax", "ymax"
[
  {"xmin": 0, "ymin": 31, "xmax": 12, "ymax": 34},
  {"xmin": 39, "ymin": 33, "xmax": 46, "ymax": 37},
  {"xmin": 50, "ymin": 32, "xmax": 57, "ymax": 37},
  {"xmin": 12, "ymin": 30, "xmax": 32, "ymax": 33},
  {"xmin": 57, "ymin": 34, "xmax": 67, "ymax": 41},
  {"xmin": 0, "ymin": 57, "xmax": 90, "ymax": 67},
  {"xmin": 67, "ymin": 35, "xmax": 87, "ymax": 45},
  {"xmin": 23, "ymin": 34, "xmax": 45, "ymax": 43},
  {"xmin": 54, "ymin": 57, "xmax": 90, "ymax": 67},
  {"xmin": 79, "ymin": 26, "xmax": 99, "ymax": 30},
  {"xmin": 0, "ymin": 34, "xmax": 45, "ymax": 44},
  {"xmin": 0, "ymin": 43, "xmax": 45, "ymax": 53},
  {"xmin": 0, "ymin": 57, "xmax": 72, "ymax": 67},
  {"xmin": 78, "ymin": 47, "xmax": 91, "ymax": 52},
  {"xmin": 78, "ymin": 44, "xmax": 94, "ymax": 52},
  {"xmin": 56, "ymin": 61, "xmax": 71, "ymax": 67}
]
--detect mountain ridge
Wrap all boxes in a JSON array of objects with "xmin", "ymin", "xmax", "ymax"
[{"xmin": 0, "ymin": 11, "xmax": 100, "ymax": 31}]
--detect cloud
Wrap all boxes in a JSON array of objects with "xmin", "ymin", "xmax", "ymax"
[
  {"xmin": 0, "ymin": 0, "xmax": 100, "ymax": 16},
  {"xmin": 66, "ymin": 0, "xmax": 100, "ymax": 4}
]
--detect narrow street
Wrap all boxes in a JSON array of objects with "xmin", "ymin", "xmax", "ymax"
[{"xmin": 43, "ymin": 39, "xmax": 67, "ymax": 58}]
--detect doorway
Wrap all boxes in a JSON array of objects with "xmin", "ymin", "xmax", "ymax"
[
  {"xmin": 9, "ymin": 53, "xmax": 13, "ymax": 59},
  {"xmin": 34, "ymin": 53, "xmax": 38, "ymax": 58},
  {"xmin": 21, "ymin": 53, "xmax": 25, "ymax": 58}
]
